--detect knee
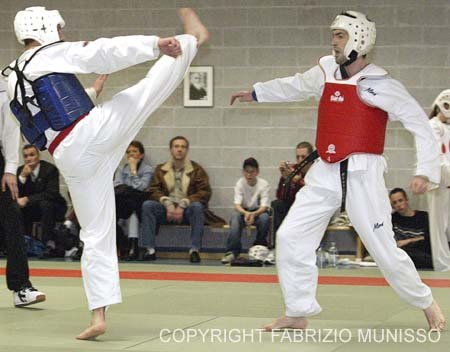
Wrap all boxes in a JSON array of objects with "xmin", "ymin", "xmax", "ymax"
[
  {"xmin": 38, "ymin": 200, "xmax": 53, "ymax": 212},
  {"xmin": 258, "ymin": 212, "xmax": 270, "ymax": 223},
  {"xmin": 142, "ymin": 200, "xmax": 160, "ymax": 214},
  {"xmin": 230, "ymin": 211, "xmax": 241, "ymax": 224},
  {"xmin": 188, "ymin": 202, "xmax": 204, "ymax": 214},
  {"xmin": 176, "ymin": 34, "xmax": 197, "ymax": 51},
  {"xmin": 271, "ymin": 199, "xmax": 282, "ymax": 211}
]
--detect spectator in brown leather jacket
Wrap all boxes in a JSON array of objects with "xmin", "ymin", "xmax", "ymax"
[{"xmin": 140, "ymin": 136, "xmax": 224, "ymax": 262}]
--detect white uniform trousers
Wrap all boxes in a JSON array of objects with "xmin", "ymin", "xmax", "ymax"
[
  {"xmin": 53, "ymin": 35, "xmax": 198, "ymax": 310},
  {"xmin": 277, "ymin": 155, "xmax": 433, "ymax": 317},
  {"xmin": 427, "ymin": 182, "xmax": 450, "ymax": 271}
]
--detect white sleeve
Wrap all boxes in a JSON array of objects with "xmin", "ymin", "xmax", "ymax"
[
  {"xmin": 26, "ymin": 35, "xmax": 160, "ymax": 78},
  {"xmin": 234, "ymin": 180, "xmax": 243, "ymax": 205},
  {"xmin": 1, "ymin": 102, "xmax": 20, "ymax": 175},
  {"xmin": 429, "ymin": 119, "xmax": 450, "ymax": 177},
  {"xmin": 359, "ymin": 78, "xmax": 440, "ymax": 184},
  {"xmin": 253, "ymin": 65, "xmax": 324, "ymax": 103},
  {"xmin": 259, "ymin": 181, "xmax": 271, "ymax": 207}
]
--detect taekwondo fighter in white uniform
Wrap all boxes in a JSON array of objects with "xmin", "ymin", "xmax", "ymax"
[
  {"xmin": 4, "ymin": 6, "xmax": 209, "ymax": 340},
  {"xmin": 427, "ymin": 89, "xmax": 450, "ymax": 271},
  {"xmin": 231, "ymin": 11, "xmax": 446, "ymax": 332}
]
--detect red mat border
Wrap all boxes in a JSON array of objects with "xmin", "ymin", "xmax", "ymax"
[{"xmin": 1, "ymin": 268, "xmax": 449, "ymax": 287}]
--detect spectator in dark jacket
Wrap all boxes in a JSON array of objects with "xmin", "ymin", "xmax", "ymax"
[
  {"xmin": 271, "ymin": 141, "xmax": 314, "ymax": 243},
  {"xmin": 17, "ymin": 145, "xmax": 67, "ymax": 253},
  {"xmin": 390, "ymin": 188, "xmax": 433, "ymax": 269}
]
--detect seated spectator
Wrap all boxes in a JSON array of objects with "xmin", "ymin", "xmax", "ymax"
[
  {"xmin": 141, "ymin": 136, "xmax": 224, "ymax": 262},
  {"xmin": 271, "ymin": 141, "xmax": 314, "ymax": 243},
  {"xmin": 114, "ymin": 140, "xmax": 153, "ymax": 260},
  {"xmin": 17, "ymin": 145, "xmax": 67, "ymax": 257},
  {"xmin": 221, "ymin": 157, "xmax": 271, "ymax": 264},
  {"xmin": 389, "ymin": 188, "xmax": 433, "ymax": 269}
]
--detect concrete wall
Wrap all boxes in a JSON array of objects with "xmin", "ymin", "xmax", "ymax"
[{"xmin": 1, "ymin": 0, "xmax": 449, "ymax": 218}]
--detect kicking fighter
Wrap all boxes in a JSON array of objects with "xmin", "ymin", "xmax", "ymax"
[{"xmin": 4, "ymin": 6, "xmax": 208, "ymax": 340}]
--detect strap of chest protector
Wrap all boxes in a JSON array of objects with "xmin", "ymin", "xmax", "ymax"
[{"xmin": 2, "ymin": 41, "xmax": 64, "ymax": 124}]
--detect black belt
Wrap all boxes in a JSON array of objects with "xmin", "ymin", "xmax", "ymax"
[
  {"xmin": 283, "ymin": 150, "xmax": 349, "ymax": 212},
  {"xmin": 282, "ymin": 150, "xmax": 319, "ymax": 200},
  {"xmin": 339, "ymin": 158, "xmax": 349, "ymax": 212},
  {"xmin": 0, "ymin": 148, "xmax": 4, "ymax": 176}
]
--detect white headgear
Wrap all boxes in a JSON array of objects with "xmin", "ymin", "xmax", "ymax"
[
  {"xmin": 14, "ymin": 7, "xmax": 65, "ymax": 45},
  {"xmin": 433, "ymin": 89, "xmax": 450, "ymax": 119},
  {"xmin": 330, "ymin": 11, "xmax": 376, "ymax": 61},
  {"xmin": 248, "ymin": 245, "xmax": 269, "ymax": 262}
]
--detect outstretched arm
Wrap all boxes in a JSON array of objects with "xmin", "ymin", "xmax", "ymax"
[
  {"xmin": 230, "ymin": 65, "xmax": 323, "ymax": 105},
  {"xmin": 230, "ymin": 90, "xmax": 255, "ymax": 105},
  {"xmin": 26, "ymin": 35, "xmax": 182, "ymax": 78}
]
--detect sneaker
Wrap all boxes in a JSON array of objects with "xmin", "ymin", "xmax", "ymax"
[
  {"xmin": 14, "ymin": 287, "xmax": 46, "ymax": 307},
  {"xmin": 189, "ymin": 250, "xmax": 201, "ymax": 263},
  {"xmin": 64, "ymin": 246, "xmax": 78, "ymax": 258},
  {"xmin": 264, "ymin": 250, "xmax": 276, "ymax": 265},
  {"xmin": 221, "ymin": 252, "xmax": 235, "ymax": 264},
  {"xmin": 143, "ymin": 248, "xmax": 156, "ymax": 261},
  {"xmin": 38, "ymin": 247, "xmax": 53, "ymax": 259}
]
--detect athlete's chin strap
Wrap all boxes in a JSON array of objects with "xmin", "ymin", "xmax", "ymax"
[{"xmin": 342, "ymin": 50, "xmax": 358, "ymax": 67}]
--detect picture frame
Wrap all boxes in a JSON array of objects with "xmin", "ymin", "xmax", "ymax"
[{"xmin": 183, "ymin": 66, "xmax": 213, "ymax": 107}]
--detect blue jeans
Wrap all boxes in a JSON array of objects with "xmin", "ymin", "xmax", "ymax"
[
  {"xmin": 140, "ymin": 200, "xmax": 205, "ymax": 250},
  {"xmin": 226, "ymin": 210, "xmax": 270, "ymax": 256}
]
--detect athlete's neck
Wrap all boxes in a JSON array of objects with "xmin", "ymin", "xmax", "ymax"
[
  {"xmin": 24, "ymin": 41, "xmax": 41, "ymax": 51},
  {"xmin": 342, "ymin": 57, "xmax": 368, "ymax": 78}
]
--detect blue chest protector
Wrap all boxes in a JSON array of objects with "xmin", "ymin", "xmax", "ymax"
[{"xmin": 4, "ymin": 42, "xmax": 94, "ymax": 150}]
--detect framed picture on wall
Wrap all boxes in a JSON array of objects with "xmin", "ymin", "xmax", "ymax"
[{"xmin": 183, "ymin": 66, "xmax": 213, "ymax": 107}]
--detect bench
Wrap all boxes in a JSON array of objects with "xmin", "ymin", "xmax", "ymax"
[
  {"xmin": 155, "ymin": 224, "xmax": 362, "ymax": 260},
  {"xmin": 155, "ymin": 224, "xmax": 266, "ymax": 259}
]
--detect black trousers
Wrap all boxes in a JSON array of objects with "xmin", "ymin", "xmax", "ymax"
[
  {"xmin": 22, "ymin": 199, "xmax": 66, "ymax": 244},
  {"xmin": 403, "ymin": 242, "xmax": 433, "ymax": 270},
  {"xmin": 0, "ymin": 151, "xmax": 32, "ymax": 291},
  {"xmin": 271, "ymin": 199, "xmax": 293, "ymax": 247}
]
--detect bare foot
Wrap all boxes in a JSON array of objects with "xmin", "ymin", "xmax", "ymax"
[
  {"xmin": 263, "ymin": 316, "xmax": 308, "ymax": 331},
  {"xmin": 178, "ymin": 8, "xmax": 210, "ymax": 47},
  {"xmin": 76, "ymin": 307, "xmax": 106, "ymax": 340},
  {"xmin": 76, "ymin": 322, "xmax": 106, "ymax": 340},
  {"xmin": 424, "ymin": 300, "xmax": 446, "ymax": 332}
]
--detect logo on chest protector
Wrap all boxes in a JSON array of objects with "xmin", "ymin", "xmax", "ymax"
[
  {"xmin": 325, "ymin": 144, "xmax": 336, "ymax": 154},
  {"xmin": 373, "ymin": 222, "xmax": 384, "ymax": 231},
  {"xmin": 330, "ymin": 91, "xmax": 344, "ymax": 103}
]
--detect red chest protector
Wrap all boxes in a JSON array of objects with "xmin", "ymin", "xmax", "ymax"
[{"xmin": 316, "ymin": 57, "xmax": 388, "ymax": 163}]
